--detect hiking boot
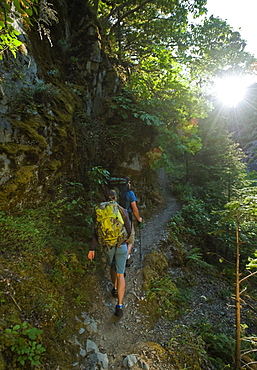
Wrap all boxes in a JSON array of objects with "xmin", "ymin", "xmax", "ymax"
[
  {"xmin": 111, "ymin": 288, "xmax": 118, "ymax": 298},
  {"xmin": 114, "ymin": 305, "xmax": 123, "ymax": 317}
]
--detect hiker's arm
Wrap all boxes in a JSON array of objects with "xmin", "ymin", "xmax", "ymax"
[
  {"xmin": 88, "ymin": 234, "xmax": 97, "ymax": 261},
  {"xmin": 131, "ymin": 201, "xmax": 142, "ymax": 222},
  {"xmin": 124, "ymin": 211, "xmax": 131, "ymax": 238}
]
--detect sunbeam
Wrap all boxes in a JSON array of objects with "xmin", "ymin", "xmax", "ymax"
[{"xmin": 214, "ymin": 76, "xmax": 254, "ymax": 107}]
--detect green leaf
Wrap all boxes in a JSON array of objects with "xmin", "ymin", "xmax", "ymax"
[
  {"xmin": 13, "ymin": 0, "xmax": 22, "ymax": 11},
  {"xmin": 25, "ymin": 8, "xmax": 33, "ymax": 16}
]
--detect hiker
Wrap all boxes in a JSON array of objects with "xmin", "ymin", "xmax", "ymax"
[
  {"xmin": 88, "ymin": 189, "xmax": 131, "ymax": 317},
  {"xmin": 120, "ymin": 177, "xmax": 142, "ymax": 267}
]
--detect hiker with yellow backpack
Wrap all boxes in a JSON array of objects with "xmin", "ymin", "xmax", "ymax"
[
  {"xmin": 108, "ymin": 176, "xmax": 143, "ymax": 267},
  {"xmin": 88, "ymin": 189, "xmax": 131, "ymax": 317}
]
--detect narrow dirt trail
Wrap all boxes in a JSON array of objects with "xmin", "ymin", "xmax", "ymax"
[
  {"xmin": 71, "ymin": 172, "xmax": 241, "ymax": 369},
  {"xmin": 77, "ymin": 172, "xmax": 181, "ymax": 369}
]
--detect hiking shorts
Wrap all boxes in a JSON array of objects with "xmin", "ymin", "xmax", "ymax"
[
  {"xmin": 106, "ymin": 243, "xmax": 127, "ymax": 274},
  {"xmin": 127, "ymin": 222, "xmax": 135, "ymax": 245}
]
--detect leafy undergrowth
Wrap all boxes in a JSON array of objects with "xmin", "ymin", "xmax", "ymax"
[
  {"xmin": 0, "ymin": 202, "xmax": 101, "ymax": 369},
  {"xmin": 143, "ymin": 195, "xmax": 257, "ymax": 369},
  {"xmin": 140, "ymin": 248, "xmax": 237, "ymax": 369}
]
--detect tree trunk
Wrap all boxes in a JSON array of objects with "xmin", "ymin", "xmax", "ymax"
[{"xmin": 235, "ymin": 211, "xmax": 241, "ymax": 369}]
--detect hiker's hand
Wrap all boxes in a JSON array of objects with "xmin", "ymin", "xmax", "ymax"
[
  {"xmin": 88, "ymin": 251, "xmax": 95, "ymax": 261},
  {"xmin": 138, "ymin": 217, "xmax": 142, "ymax": 223}
]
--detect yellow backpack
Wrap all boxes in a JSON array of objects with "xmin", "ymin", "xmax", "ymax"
[{"xmin": 95, "ymin": 201, "xmax": 128, "ymax": 250}]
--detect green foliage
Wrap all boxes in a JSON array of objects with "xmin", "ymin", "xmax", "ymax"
[
  {"xmin": 85, "ymin": 0, "xmax": 253, "ymax": 175},
  {"xmin": 214, "ymin": 186, "xmax": 257, "ymax": 268},
  {"xmin": 145, "ymin": 274, "xmax": 188, "ymax": 321},
  {"xmin": 188, "ymin": 120, "xmax": 248, "ymax": 208},
  {"xmin": 169, "ymin": 177, "xmax": 257, "ymax": 275},
  {"xmin": 0, "ymin": 23, "xmax": 22, "ymax": 58},
  {"xmin": 1, "ymin": 209, "xmax": 46, "ymax": 254},
  {"xmin": 110, "ymin": 94, "xmax": 164, "ymax": 126},
  {"xmin": 85, "ymin": 166, "xmax": 110, "ymax": 202},
  {"xmin": 0, "ymin": 181, "xmax": 93, "ymax": 261},
  {"xmin": 168, "ymin": 202, "xmax": 212, "ymax": 269},
  {"xmin": 247, "ymin": 250, "xmax": 257, "ymax": 269},
  {"xmin": 49, "ymin": 182, "xmax": 90, "ymax": 220},
  {"xmin": 93, "ymin": 0, "xmax": 207, "ymax": 59},
  {"xmin": 0, "ymin": 0, "xmax": 59, "ymax": 59},
  {"xmin": 185, "ymin": 16, "xmax": 254, "ymax": 81},
  {"xmin": 0, "ymin": 0, "xmax": 38, "ymax": 58},
  {"xmin": 217, "ymin": 186, "xmax": 257, "ymax": 226},
  {"xmin": 15, "ymin": 81, "xmax": 59, "ymax": 110},
  {"xmin": 86, "ymin": 166, "xmax": 110, "ymax": 187},
  {"xmin": 168, "ymin": 325, "xmax": 208, "ymax": 369},
  {"xmin": 144, "ymin": 252, "xmax": 188, "ymax": 320},
  {"xmin": 126, "ymin": 49, "xmax": 207, "ymax": 160},
  {"xmin": 85, "ymin": 0, "xmax": 253, "ymax": 180},
  {"xmin": 169, "ymin": 196, "xmax": 212, "ymax": 243},
  {"xmin": 3, "ymin": 322, "xmax": 45, "ymax": 366},
  {"xmin": 0, "ymin": 188, "xmax": 99, "ymax": 368},
  {"xmin": 142, "ymin": 250, "xmax": 189, "ymax": 321},
  {"xmin": 204, "ymin": 333, "xmax": 234, "ymax": 365},
  {"xmin": 185, "ymin": 247, "xmax": 210, "ymax": 268},
  {"xmin": 192, "ymin": 322, "xmax": 235, "ymax": 367}
]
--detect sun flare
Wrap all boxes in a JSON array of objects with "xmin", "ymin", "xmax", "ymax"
[{"xmin": 214, "ymin": 76, "xmax": 252, "ymax": 107}]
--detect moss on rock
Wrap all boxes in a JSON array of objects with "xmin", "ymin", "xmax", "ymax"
[
  {"xmin": 143, "ymin": 250, "xmax": 168, "ymax": 288},
  {"xmin": 10, "ymin": 118, "xmax": 48, "ymax": 149},
  {"xmin": 0, "ymin": 143, "xmax": 40, "ymax": 156},
  {"xmin": 15, "ymin": 166, "xmax": 35, "ymax": 185}
]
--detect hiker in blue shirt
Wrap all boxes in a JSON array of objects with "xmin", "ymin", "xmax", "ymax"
[
  {"xmin": 88, "ymin": 190, "xmax": 131, "ymax": 317},
  {"xmin": 120, "ymin": 177, "xmax": 142, "ymax": 267}
]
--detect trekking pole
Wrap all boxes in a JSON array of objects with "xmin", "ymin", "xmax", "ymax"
[
  {"xmin": 138, "ymin": 220, "xmax": 145, "ymax": 268},
  {"xmin": 138, "ymin": 223, "xmax": 142, "ymax": 268}
]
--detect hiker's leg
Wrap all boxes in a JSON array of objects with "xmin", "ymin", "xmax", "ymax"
[
  {"xmin": 113, "ymin": 244, "xmax": 127, "ymax": 317},
  {"xmin": 114, "ymin": 243, "xmax": 127, "ymax": 304},
  {"xmin": 116, "ymin": 273, "xmax": 125, "ymax": 305},
  {"xmin": 126, "ymin": 223, "xmax": 135, "ymax": 263},
  {"xmin": 106, "ymin": 247, "xmax": 117, "ymax": 288},
  {"xmin": 110, "ymin": 265, "xmax": 117, "ymax": 289}
]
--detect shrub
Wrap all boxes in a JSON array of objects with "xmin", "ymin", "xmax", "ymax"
[{"xmin": 3, "ymin": 322, "xmax": 45, "ymax": 367}]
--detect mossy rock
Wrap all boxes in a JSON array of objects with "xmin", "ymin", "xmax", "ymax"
[
  {"xmin": 143, "ymin": 249, "xmax": 168, "ymax": 287},
  {"xmin": 10, "ymin": 118, "xmax": 48, "ymax": 149},
  {"xmin": 0, "ymin": 143, "xmax": 40, "ymax": 156},
  {"xmin": 15, "ymin": 166, "xmax": 35, "ymax": 185}
]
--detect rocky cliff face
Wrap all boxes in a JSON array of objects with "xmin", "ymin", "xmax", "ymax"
[{"xmin": 0, "ymin": 2, "xmax": 145, "ymax": 212}]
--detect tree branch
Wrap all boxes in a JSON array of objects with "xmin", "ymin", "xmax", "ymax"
[
  {"xmin": 103, "ymin": 0, "xmax": 152, "ymax": 29},
  {"xmin": 239, "ymin": 270, "xmax": 257, "ymax": 284}
]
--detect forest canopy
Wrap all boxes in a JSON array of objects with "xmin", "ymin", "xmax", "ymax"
[{"xmin": 1, "ymin": 0, "xmax": 256, "ymax": 169}]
